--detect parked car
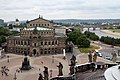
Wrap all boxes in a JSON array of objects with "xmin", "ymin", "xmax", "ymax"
[
  {"xmin": 105, "ymin": 56, "xmax": 111, "ymax": 60},
  {"xmin": 94, "ymin": 50, "xmax": 102, "ymax": 57}
]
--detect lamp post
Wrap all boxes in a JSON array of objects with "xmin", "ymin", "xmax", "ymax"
[
  {"xmin": 50, "ymin": 69, "xmax": 53, "ymax": 78},
  {"xmin": 52, "ymin": 56, "xmax": 54, "ymax": 63},
  {"xmin": 63, "ymin": 49, "xmax": 66, "ymax": 60},
  {"xmin": 14, "ymin": 73, "xmax": 17, "ymax": 80},
  {"xmin": 7, "ymin": 56, "xmax": 9, "ymax": 63}
]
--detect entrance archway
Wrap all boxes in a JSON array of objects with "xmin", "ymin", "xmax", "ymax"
[{"xmin": 33, "ymin": 49, "xmax": 37, "ymax": 56}]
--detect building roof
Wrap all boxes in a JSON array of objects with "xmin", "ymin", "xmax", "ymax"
[
  {"xmin": 28, "ymin": 17, "xmax": 53, "ymax": 23},
  {"xmin": 24, "ymin": 27, "xmax": 53, "ymax": 31}
]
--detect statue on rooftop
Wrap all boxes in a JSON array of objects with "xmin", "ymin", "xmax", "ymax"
[
  {"xmin": 93, "ymin": 52, "xmax": 97, "ymax": 62},
  {"xmin": 57, "ymin": 62, "xmax": 63, "ymax": 76},
  {"xmin": 111, "ymin": 50, "xmax": 117, "ymax": 62},
  {"xmin": 38, "ymin": 73, "xmax": 43, "ymax": 80},
  {"xmin": 69, "ymin": 55, "xmax": 76, "ymax": 75},
  {"xmin": 88, "ymin": 51, "xmax": 92, "ymax": 62},
  {"xmin": 43, "ymin": 66, "xmax": 49, "ymax": 80}
]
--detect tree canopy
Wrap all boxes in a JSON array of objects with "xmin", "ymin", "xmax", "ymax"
[
  {"xmin": 100, "ymin": 36, "xmax": 120, "ymax": 46},
  {"xmin": 0, "ymin": 27, "xmax": 19, "ymax": 47},
  {"xmin": 67, "ymin": 28, "xmax": 90, "ymax": 48},
  {"xmin": 84, "ymin": 31, "xmax": 99, "ymax": 41}
]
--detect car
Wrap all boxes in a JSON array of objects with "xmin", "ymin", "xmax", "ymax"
[
  {"xmin": 105, "ymin": 56, "xmax": 111, "ymax": 60},
  {"xmin": 96, "ymin": 52, "xmax": 102, "ymax": 57},
  {"xmin": 94, "ymin": 50, "xmax": 102, "ymax": 57}
]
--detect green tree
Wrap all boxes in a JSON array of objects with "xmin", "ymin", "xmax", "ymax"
[
  {"xmin": 84, "ymin": 31, "xmax": 99, "ymax": 41},
  {"xmin": 67, "ymin": 28, "xmax": 82, "ymax": 44},
  {"xmin": 76, "ymin": 36, "xmax": 90, "ymax": 48}
]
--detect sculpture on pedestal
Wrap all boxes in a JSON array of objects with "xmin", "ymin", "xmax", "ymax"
[
  {"xmin": 93, "ymin": 53, "xmax": 97, "ymax": 62},
  {"xmin": 88, "ymin": 51, "xmax": 92, "ymax": 62},
  {"xmin": 57, "ymin": 62, "xmax": 63, "ymax": 76},
  {"xmin": 111, "ymin": 51, "xmax": 117, "ymax": 62},
  {"xmin": 43, "ymin": 66, "xmax": 49, "ymax": 80},
  {"xmin": 69, "ymin": 55, "xmax": 76, "ymax": 75},
  {"xmin": 20, "ymin": 57, "xmax": 31, "ymax": 70},
  {"xmin": 38, "ymin": 73, "xmax": 43, "ymax": 80}
]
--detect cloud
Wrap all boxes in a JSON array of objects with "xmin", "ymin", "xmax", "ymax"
[{"xmin": 0, "ymin": 0, "xmax": 120, "ymax": 21}]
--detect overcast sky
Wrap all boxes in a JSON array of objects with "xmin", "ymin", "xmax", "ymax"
[{"xmin": 0, "ymin": 0, "xmax": 120, "ymax": 21}]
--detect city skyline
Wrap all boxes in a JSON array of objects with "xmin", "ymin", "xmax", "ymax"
[{"xmin": 0, "ymin": 0, "xmax": 120, "ymax": 21}]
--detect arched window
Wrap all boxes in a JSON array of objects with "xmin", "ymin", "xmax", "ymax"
[
  {"xmin": 34, "ymin": 43, "xmax": 36, "ymax": 47},
  {"xmin": 41, "ymin": 42, "xmax": 43, "ymax": 45},
  {"xmin": 55, "ymin": 40, "xmax": 57, "ymax": 44},
  {"xmin": 52, "ymin": 41, "xmax": 54, "ymax": 45},
  {"xmin": 21, "ymin": 41, "xmax": 23, "ymax": 45},
  {"xmin": 45, "ymin": 42, "xmax": 47, "ymax": 45},
  {"xmin": 24, "ymin": 41, "xmax": 27, "ymax": 45},
  {"xmin": 49, "ymin": 41, "xmax": 51, "ymax": 45}
]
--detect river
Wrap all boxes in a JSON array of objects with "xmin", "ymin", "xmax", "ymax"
[{"xmin": 83, "ymin": 28, "xmax": 120, "ymax": 38}]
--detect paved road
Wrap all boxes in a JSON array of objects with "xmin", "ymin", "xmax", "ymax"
[{"xmin": 93, "ymin": 41, "xmax": 120, "ymax": 60}]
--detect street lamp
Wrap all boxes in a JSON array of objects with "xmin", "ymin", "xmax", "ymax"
[
  {"xmin": 14, "ymin": 73, "xmax": 17, "ymax": 80},
  {"xmin": 52, "ymin": 56, "xmax": 54, "ymax": 63},
  {"xmin": 50, "ymin": 69, "xmax": 53, "ymax": 78},
  {"xmin": 7, "ymin": 56, "xmax": 9, "ymax": 63},
  {"xmin": 63, "ymin": 49, "xmax": 66, "ymax": 60}
]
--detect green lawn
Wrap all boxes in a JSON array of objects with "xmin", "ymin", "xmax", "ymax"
[
  {"xmin": 109, "ymin": 29, "xmax": 120, "ymax": 33},
  {"xmin": 79, "ymin": 45, "xmax": 99, "ymax": 53}
]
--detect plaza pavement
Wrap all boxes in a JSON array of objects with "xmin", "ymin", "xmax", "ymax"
[
  {"xmin": 0, "ymin": 44, "xmax": 117, "ymax": 80},
  {"xmin": 0, "ymin": 54, "xmax": 69, "ymax": 80}
]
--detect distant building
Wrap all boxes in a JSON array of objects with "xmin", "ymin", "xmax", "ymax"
[
  {"xmin": 7, "ymin": 18, "xmax": 20, "ymax": 27},
  {"xmin": 0, "ymin": 19, "xmax": 5, "ymax": 26},
  {"xmin": 4, "ymin": 16, "xmax": 70, "ymax": 56}
]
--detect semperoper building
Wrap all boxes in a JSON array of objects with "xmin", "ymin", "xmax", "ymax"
[{"xmin": 5, "ymin": 16, "xmax": 70, "ymax": 56}]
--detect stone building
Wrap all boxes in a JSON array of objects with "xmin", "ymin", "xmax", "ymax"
[{"xmin": 5, "ymin": 17, "xmax": 67, "ymax": 56}]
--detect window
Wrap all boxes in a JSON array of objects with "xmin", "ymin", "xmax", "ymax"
[
  {"xmin": 49, "ymin": 42, "xmax": 51, "ymax": 45},
  {"xmin": 52, "ymin": 41, "xmax": 54, "ymax": 45},
  {"xmin": 45, "ymin": 42, "xmax": 47, "ymax": 45},
  {"xmin": 45, "ymin": 51, "xmax": 47, "ymax": 54},
  {"xmin": 16, "ymin": 41, "xmax": 17, "ymax": 44},
  {"xmin": 48, "ymin": 51, "xmax": 50, "ymax": 54},
  {"xmin": 30, "ymin": 24, "xmax": 32, "ymax": 26},
  {"xmin": 34, "ymin": 43, "xmax": 36, "ymax": 47},
  {"xmin": 28, "ymin": 41, "xmax": 30, "ymax": 45},
  {"xmin": 45, "ymin": 24, "xmax": 46, "ymax": 26},
  {"xmin": 48, "ymin": 24, "xmax": 49, "ymax": 26},
  {"xmin": 24, "ymin": 41, "xmax": 27, "ymax": 45},
  {"xmin": 21, "ymin": 41, "xmax": 23, "ymax": 45},
  {"xmin": 41, "ymin": 51, "xmax": 43, "ymax": 54},
  {"xmin": 41, "ymin": 42, "xmax": 43, "ymax": 45},
  {"xmin": 55, "ymin": 41, "xmax": 57, "ymax": 44}
]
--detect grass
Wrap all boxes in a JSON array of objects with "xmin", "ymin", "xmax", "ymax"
[
  {"xmin": 108, "ymin": 29, "xmax": 120, "ymax": 33},
  {"xmin": 79, "ymin": 45, "xmax": 100, "ymax": 53}
]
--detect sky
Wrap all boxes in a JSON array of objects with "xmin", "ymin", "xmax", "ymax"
[{"xmin": 0, "ymin": 0, "xmax": 120, "ymax": 21}]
